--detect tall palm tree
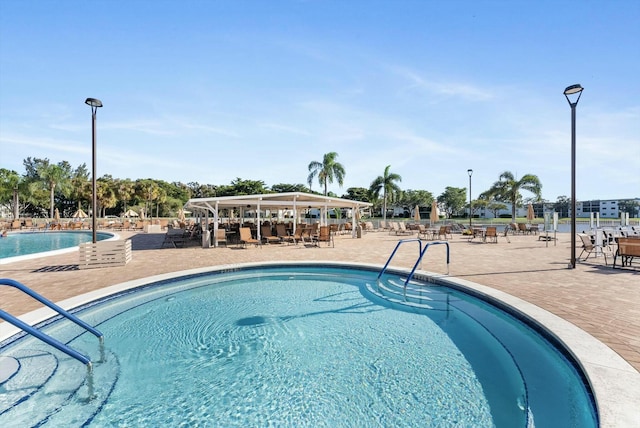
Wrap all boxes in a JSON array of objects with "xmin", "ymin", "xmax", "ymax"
[
  {"xmin": 307, "ymin": 152, "xmax": 346, "ymax": 196},
  {"xmin": 39, "ymin": 162, "xmax": 72, "ymax": 219},
  {"xmin": 369, "ymin": 165, "xmax": 402, "ymax": 222},
  {"xmin": 485, "ymin": 171, "xmax": 542, "ymax": 221},
  {"xmin": 116, "ymin": 178, "xmax": 135, "ymax": 215}
]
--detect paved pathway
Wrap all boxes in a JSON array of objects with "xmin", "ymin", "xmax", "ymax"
[{"xmin": 1, "ymin": 229, "xmax": 638, "ymax": 372}]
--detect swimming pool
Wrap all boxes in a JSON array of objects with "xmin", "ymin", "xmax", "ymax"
[
  {"xmin": 0, "ymin": 264, "xmax": 598, "ymax": 427},
  {"xmin": 0, "ymin": 232, "xmax": 112, "ymax": 263}
]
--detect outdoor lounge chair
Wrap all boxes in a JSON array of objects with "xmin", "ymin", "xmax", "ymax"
[
  {"xmin": 260, "ymin": 225, "xmax": 281, "ymax": 244},
  {"xmin": 577, "ymin": 233, "xmax": 608, "ymax": 265},
  {"xmin": 276, "ymin": 223, "xmax": 294, "ymax": 244},
  {"xmin": 398, "ymin": 222, "xmax": 413, "ymax": 235},
  {"xmin": 239, "ymin": 227, "xmax": 261, "ymax": 248},
  {"xmin": 291, "ymin": 226, "xmax": 305, "ymax": 245}
]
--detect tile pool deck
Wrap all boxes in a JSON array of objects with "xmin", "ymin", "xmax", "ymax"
[{"xmin": 1, "ymin": 229, "xmax": 639, "ymax": 424}]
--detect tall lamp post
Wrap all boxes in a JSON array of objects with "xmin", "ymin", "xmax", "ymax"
[
  {"xmin": 467, "ymin": 169, "xmax": 473, "ymax": 229},
  {"xmin": 564, "ymin": 84, "xmax": 583, "ymax": 269},
  {"xmin": 85, "ymin": 98, "xmax": 103, "ymax": 244}
]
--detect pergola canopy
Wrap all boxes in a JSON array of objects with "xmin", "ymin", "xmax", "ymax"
[
  {"xmin": 184, "ymin": 192, "xmax": 372, "ymax": 215},
  {"xmin": 184, "ymin": 192, "xmax": 372, "ymax": 247}
]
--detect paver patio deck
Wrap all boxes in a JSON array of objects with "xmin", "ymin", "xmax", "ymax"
[{"xmin": 1, "ymin": 229, "xmax": 638, "ymax": 374}]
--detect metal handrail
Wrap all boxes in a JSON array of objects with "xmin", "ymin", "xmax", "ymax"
[
  {"xmin": 0, "ymin": 278, "xmax": 104, "ymax": 361},
  {"xmin": 377, "ymin": 239, "xmax": 450, "ymax": 294},
  {"xmin": 377, "ymin": 238, "xmax": 423, "ymax": 281},
  {"xmin": 403, "ymin": 241, "xmax": 450, "ymax": 297},
  {"xmin": 0, "ymin": 278, "xmax": 103, "ymax": 398}
]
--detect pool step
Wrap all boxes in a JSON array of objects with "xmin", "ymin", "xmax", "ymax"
[
  {"xmin": 367, "ymin": 276, "xmax": 457, "ymax": 313},
  {"xmin": 0, "ymin": 347, "xmax": 119, "ymax": 427},
  {"xmin": 0, "ymin": 349, "xmax": 58, "ymax": 416}
]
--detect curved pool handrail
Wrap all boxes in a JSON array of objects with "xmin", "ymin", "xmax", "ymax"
[
  {"xmin": 377, "ymin": 239, "xmax": 450, "ymax": 283},
  {"xmin": 0, "ymin": 278, "xmax": 103, "ymax": 340},
  {"xmin": 377, "ymin": 238, "xmax": 423, "ymax": 280},
  {"xmin": 406, "ymin": 241, "xmax": 450, "ymax": 284},
  {"xmin": 0, "ymin": 309, "xmax": 91, "ymax": 366}
]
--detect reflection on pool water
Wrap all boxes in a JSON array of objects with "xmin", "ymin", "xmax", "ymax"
[
  {"xmin": 0, "ymin": 231, "xmax": 112, "ymax": 262},
  {"xmin": 0, "ymin": 265, "xmax": 598, "ymax": 427}
]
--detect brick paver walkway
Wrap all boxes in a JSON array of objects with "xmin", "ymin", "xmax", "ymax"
[{"xmin": 1, "ymin": 230, "xmax": 638, "ymax": 372}]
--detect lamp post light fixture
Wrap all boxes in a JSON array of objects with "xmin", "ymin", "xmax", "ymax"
[
  {"xmin": 563, "ymin": 84, "xmax": 583, "ymax": 269},
  {"xmin": 467, "ymin": 169, "xmax": 473, "ymax": 229},
  {"xmin": 85, "ymin": 97, "xmax": 103, "ymax": 244}
]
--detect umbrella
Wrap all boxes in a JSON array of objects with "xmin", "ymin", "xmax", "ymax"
[
  {"xmin": 414, "ymin": 205, "xmax": 421, "ymax": 222},
  {"xmin": 177, "ymin": 208, "xmax": 186, "ymax": 222},
  {"xmin": 430, "ymin": 201, "xmax": 439, "ymax": 225},
  {"xmin": 527, "ymin": 203, "xmax": 535, "ymax": 222},
  {"xmin": 72, "ymin": 208, "xmax": 87, "ymax": 219},
  {"xmin": 140, "ymin": 208, "xmax": 146, "ymax": 220},
  {"xmin": 54, "ymin": 208, "xmax": 60, "ymax": 223},
  {"xmin": 123, "ymin": 209, "xmax": 139, "ymax": 218}
]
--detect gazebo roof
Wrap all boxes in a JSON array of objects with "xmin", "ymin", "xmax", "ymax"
[{"xmin": 184, "ymin": 192, "xmax": 372, "ymax": 213}]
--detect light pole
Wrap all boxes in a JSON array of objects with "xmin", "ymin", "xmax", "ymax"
[
  {"xmin": 467, "ymin": 169, "xmax": 473, "ymax": 229},
  {"xmin": 85, "ymin": 98, "xmax": 103, "ymax": 244},
  {"xmin": 564, "ymin": 84, "xmax": 583, "ymax": 269}
]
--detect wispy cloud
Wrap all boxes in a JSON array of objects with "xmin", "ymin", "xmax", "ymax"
[
  {"xmin": 258, "ymin": 122, "xmax": 311, "ymax": 136},
  {"xmin": 388, "ymin": 65, "xmax": 494, "ymax": 101}
]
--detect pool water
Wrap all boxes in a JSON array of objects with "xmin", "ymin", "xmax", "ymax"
[
  {"xmin": 0, "ymin": 232, "xmax": 111, "ymax": 260},
  {"xmin": 0, "ymin": 266, "xmax": 598, "ymax": 427}
]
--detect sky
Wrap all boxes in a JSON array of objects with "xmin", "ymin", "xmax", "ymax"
[{"xmin": 1, "ymin": 0, "xmax": 639, "ymax": 203}]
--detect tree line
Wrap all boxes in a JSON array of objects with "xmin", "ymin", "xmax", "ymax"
[{"xmin": 2, "ymin": 152, "xmax": 556, "ymax": 221}]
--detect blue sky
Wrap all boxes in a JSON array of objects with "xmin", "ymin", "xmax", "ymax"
[{"xmin": 1, "ymin": 1, "xmax": 638, "ymax": 202}]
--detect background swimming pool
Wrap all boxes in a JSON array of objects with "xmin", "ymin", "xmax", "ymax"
[
  {"xmin": 0, "ymin": 232, "xmax": 111, "ymax": 260},
  {"xmin": 0, "ymin": 266, "xmax": 597, "ymax": 427}
]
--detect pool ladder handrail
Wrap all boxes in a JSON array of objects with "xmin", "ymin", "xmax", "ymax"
[
  {"xmin": 0, "ymin": 278, "xmax": 104, "ymax": 398},
  {"xmin": 377, "ymin": 239, "xmax": 450, "ymax": 296}
]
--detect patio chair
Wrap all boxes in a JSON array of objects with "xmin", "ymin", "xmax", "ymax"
[
  {"xmin": 437, "ymin": 226, "xmax": 451, "ymax": 240},
  {"xmin": 239, "ymin": 227, "xmax": 261, "ymax": 248},
  {"xmin": 485, "ymin": 226, "xmax": 498, "ymax": 243},
  {"xmin": 314, "ymin": 225, "xmax": 334, "ymax": 247},
  {"xmin": 577, "ymin": 233, "xmax": 608, "ymax": 265},
  {"xmin": 388, "ymin": 222, "xmax": 400, "ymax": 235},
  {"xmin": 260, "ymin": 225, "xmax": 281, "ymax": 245},
  {"xmin": 291, "ymin": 226, "xmax": 305, "ymax": 245},
  {"xmin": 417, "ymin": 224, "xmax": 437, "ymax": 240},
  {"xmin": 398, "ymin": 222, "xmax": 413, "ymax": 235},
  {"xmin": 276, "ymin": 223, "xmax": 294, "ymax": 245},
  {"xmin": 215, "ymin": 228, "xmax": 227, "ymax": 247}
]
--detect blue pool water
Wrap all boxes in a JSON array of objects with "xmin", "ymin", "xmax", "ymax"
[
  {"xmin": 0, "ymin": 265, "xmax": 598, "ymax": 427},
  {"xmin": 0, "ymin": 232, "xmax": 111, "ymax": 260}
]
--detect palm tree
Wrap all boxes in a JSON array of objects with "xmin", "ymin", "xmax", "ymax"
[
  {"xmin": 485, "ymin": 171, "xmax": 542, "ymax": 221},
  {"xmin": 38, "ymin": 162, "xmax": 72, "ymax": 219},
  {"xmin": 307, "ymin": 152, "xmax": 346, "ymax": 196},
  {"xmin": 116, "ymin": 178, "xmax": 135, "ymax": 216},
  {"xmin": 369, "ymin": 165, "xmax": 402, "ymax": 222}
]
